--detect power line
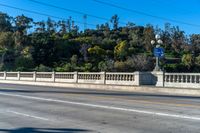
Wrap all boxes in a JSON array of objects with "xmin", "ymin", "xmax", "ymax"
[
  {"xmin": 29, "ymin": 0, "xmax": 127, "ymax": 25},
  {"xmin": 93, "ymin": 0, "xmax": 200, "ymax": 28},
  {"xmin": 0, "ymin": 3, "xmax": 96, "ymax": 27},
  {"xmin": 150, "ymin": 0, "xmax": 192, "ymax": 14}
]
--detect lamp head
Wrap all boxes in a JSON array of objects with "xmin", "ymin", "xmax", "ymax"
[
  {"xmin": 157, "ymin": 39, "xmax": 163, "ymax": 44},
  {"xmin": 151, "ymin": 40, "xmax": 155, "ymax": 45},
  {"xmin": 155, "ymin": 34, "xmax": 160, "ymax": 40}
]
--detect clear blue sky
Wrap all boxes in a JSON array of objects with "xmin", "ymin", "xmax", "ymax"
[{"xmin": 0, "ymin": 0, "xmax": 200, "ymax": 35}]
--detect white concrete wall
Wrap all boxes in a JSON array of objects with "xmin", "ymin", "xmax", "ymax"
[
  {"xmin": 164, "ymin": 73, "xmax": 200, "ymax": 88},
  {"xmin": 0, "ymin": 71, "xmax": 139, "ymax": 86},
  {"xmin": 1, "ymin": 80, "xmax": 200, "ymax": 96},
  {"xmin": 165, "ymin": 82, "xmax": 200, "ymax": 89},
  {"xmin": 139, "ymin": 72, "xmax": 157, "ymax": 85},
  {"xmin": 3, "ymin": 71, "xmax": 200, "ymax": 89}
]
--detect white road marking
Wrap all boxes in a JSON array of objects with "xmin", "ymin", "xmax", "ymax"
[
  {"xmin": 0, "ymin": 92, "xmax": 200, "ymax": 121},
  {"xmin": 7, "ymin": 110, "xmax": 49, "ymax": 121}
]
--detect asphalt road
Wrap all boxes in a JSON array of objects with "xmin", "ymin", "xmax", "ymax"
[{"xmin": 0, "ymin": 83, "xmax": 200, "ymax": 133}]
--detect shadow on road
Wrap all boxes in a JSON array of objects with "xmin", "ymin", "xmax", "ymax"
[{"xmin": 0, "ymin": 127, "xmax": 91, "ymax": 133}]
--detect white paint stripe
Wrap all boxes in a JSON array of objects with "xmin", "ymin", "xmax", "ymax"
[
  {"xmin": 7, "ymin": 110, "xmax": 49, "ymax": 121},
  {"xmin": 0, "ymin": 92, "xmax": 200, "ymax": 121}
]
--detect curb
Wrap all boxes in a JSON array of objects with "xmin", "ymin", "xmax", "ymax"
[{"xmin": 0, "ymin": 80, "xmax": 200, "ymax": 96}]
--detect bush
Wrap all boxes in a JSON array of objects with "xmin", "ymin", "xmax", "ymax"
[
  {"xmin": 98, "ymin": 59, "xmax": 114, "ymax": 71},
  {"xmin": 15, "ymin": 56, "xmax": 35, "ymax": 71},
  {"xmin": 114, "ymin": 61, "xmax": 127, "ymax": 72},
  {"xmin": 164, "ymin": 64, "xmax": 185, "ymax": 72},
  {"xmin": 35, "ymin": 64, "xmax": 52, "ymax": 72},
  {"xmin": 55, "ymin": 63, "xmax": 74, "ymax": 72}
]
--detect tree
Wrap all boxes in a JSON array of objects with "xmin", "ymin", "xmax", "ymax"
[
  {"xmin": 0, "ymin": 32, "xmax": 14, "ymax": 49},
  {"xmin": 143, "ymin": 25, "xmax": 154, "ymax": 52},
  {"xmin": 110, "ymin": 14, "xmax": 119, "ymax": 30},
  {"xmin": 114, "ymin": 61, "xmax": 127, "ymax": 71},
  {"xmin": 14, "ymin": 14, "xmax": 33, "ymax": 34},
  {"xmin": 114, "ymin": 40, "xmax": 129, "ymax": 60},
  {"xmin": 34, "ymin": 21, "xmax": 46, "ymax": 33},
  {"xmin": 88, "ymin": 46, "xmax": 106, "ymax": 56},
  {"xmin": 171, "ymin": 26, "xmax": 186, "ymax": 53},
  {"xmin": 129, "ymin": 26, "xmax": 144, "ymax": 52},
  {"xmin": 67, "ymin": 17, "xmax": 72, "ymax": 32},
  {"xmin": 190, "ymin": 34, "xmax": 200, "ymax": 56},
  {"xmin": 98, "ymin": 59, "xmax": 114, "ymax": 71},
  {"xmin": 80, "ymin": 43, "xmax": 91, "ymax": 62},
  {"xmin": 58, "ymin": 20, "xmax": 67, "ymax": 35},
  {"xmin": 195, "ymin": 54, "xmax": 200, "ymax": 66},
  {"xmin": 182, "ymin": 53, "xmax": 194, "ymax": 69},
  {"xmin": 0, "ymin": 12, "xmax": 12, "ymax": 32},
  {"xmin": 0, "ymin": 32, "xmax": 14, "ymax": 66},
  {"xmin": 46, "ymin": 17, "xmax": 56, "ymax": 34},
  {"xmin": 126, "ymin": 55, "xmax": 154, "ymax": 71},
  {"xmin": 15, "ymin": 56, "xmax": 35, "ymax": 71},
  {"xmin": 14, "ymin": 15, "xmax": 33, "ymax": 52},
  {"xmin": 70, "ymin": 54, "xmax": 78, "ymax": 67},
  {"xmin": 1, "ymin": 11, "xmax": 200, "ymax": 72},
  {"xmin": 31, "ymin": 32, "xmax": 57, "ymax": 67}
]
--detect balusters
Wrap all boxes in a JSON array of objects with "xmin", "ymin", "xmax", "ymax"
[{"xmin": 190, "ymin": 75, "xmax": 192, "ymax": 83}]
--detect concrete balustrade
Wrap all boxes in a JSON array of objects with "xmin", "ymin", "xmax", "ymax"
[
  {"xmin": 1, "ymin": 71, "xmax": 200, "ymax": 88},
  {"xmin": 0, "ymin": 71, "xmax": 141, "ymax": 86},
  {"xmin": 0, "ymin": 72, "xmax": 5, "ymax": 80},
  {"xmin": 165, "ymin": 73, "xmax": 200, "ymax": 88},
  {"xmin": 20, "ymin": 72, "xmax": 35, "ymax": 81},
  {"xmin": 105, "ymin": 72, "xmax": 136, "ymax": 85}
]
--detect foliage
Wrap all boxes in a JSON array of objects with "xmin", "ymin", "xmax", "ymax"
[
  {"xmin": 114, "ymin": 41, "xmax": 129, "ymax": 60},
  {"xmin": 181, "ymin": 53, "xmax": 194, "ymax": 69},
  {"xmin": 0, "ymin": 12, "xmax": 200, "ymax": 72},
  {"xmin": 98, "ymin": 59, "xmax": 114, "ymax": 71},
  {"xmin": 15, "ymin": 56, "xmax": 35, "ymax": 71},
  {"xmin": 36, "ymin": 64, "xmax": 52, "ymax": 72}
]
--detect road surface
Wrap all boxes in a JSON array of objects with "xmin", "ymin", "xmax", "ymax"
[{"xmin": 0, "ymin": 83, "xmax": 200, "ymax": 133}]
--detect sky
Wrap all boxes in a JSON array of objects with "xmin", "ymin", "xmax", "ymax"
[{"xmin": 0, "ymin": 0, "xmax": 200, "ymax": 35}]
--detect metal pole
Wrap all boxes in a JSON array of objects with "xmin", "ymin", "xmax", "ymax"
[{"xmin": 154, "ymin": 57, "xmax": 160, "ymax": 71}]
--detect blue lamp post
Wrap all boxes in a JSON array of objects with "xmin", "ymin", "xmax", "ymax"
[{"xmin": 151, "ymin": 35, "xmax": 163, "ymax": 71}]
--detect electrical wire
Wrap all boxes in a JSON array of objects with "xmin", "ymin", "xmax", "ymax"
[
  {"xmin": 29, "ymin": 0, "xmax": 127, "ymax": 25},
  {"xmin": 0, "ymin": 3, "xmax": 96, "ymax": 27},
  {"xmin": 93, "ymin": 0, "xmax": 200, "ymax": 28}
]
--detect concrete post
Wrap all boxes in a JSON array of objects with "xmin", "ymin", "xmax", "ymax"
[
  {"xmin": 4, "ymin": 71, "xmax": 6, "ymax": 80},
  {"xmin": 134, "ymin": 71, "xmax": 140, "ymax": 86},
  {"xmin": 74, "ymin": 71, "xmax": 78, "ymax": 83},
  {"xmin": 101, "ymin": 71, "xmax": 106, "ymax": 84},
  {"xmin": 17, "ymin": 71, "xmax": 20, "ymax": 80},
  {"xmin": 154, "ymin": 71, "xmax": 164, "ymax": 87},
  {"xmin": 33, "ymin": 71, "xmax": 37, "ymax": 82},
  {"xmin": 52, "ymin": 71, "xmax": 55, "ymax": 82}
]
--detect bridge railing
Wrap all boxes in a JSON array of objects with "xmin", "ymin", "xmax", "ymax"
[
  {"xmin": 3, "ymin": 71, "xmax": 199, "ymax": 88},
  {"xmin": 165, "ymin": 73, "xmax": 200, "ymax": 88},
  {"xmin": 106, "ymin": 72, "xmax": 135, "ymax": 85},
  {"xmin": 0, "ymin": 71, "xmax": 140, "ymax": 86}
]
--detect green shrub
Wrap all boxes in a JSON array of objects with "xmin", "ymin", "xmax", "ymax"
[{"xmin": 35, "ymin": 64, "xmax": 52, "ymax": 72}]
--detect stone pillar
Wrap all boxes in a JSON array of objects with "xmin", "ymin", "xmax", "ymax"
[
  {"xmin": 74, "ymin": 71, "xmax": 78, "ymax": 83},
  {"xmin": 101, "ymin": 71, "xmax": 106, "ymax": 84},
  {"xmin": 153, "ymin": 71, "xmax": 164, "ymax": 87},
  {"xmin": 4, "ymin": 71, "xmax": 6, "ymax": 80},
  {"xmin": 33, "ymin": 71, "xmax": 37, "ymax": 82},
  {"xmin": 134, "ymin": 71, "xmax": 140, "ymax": 86},
  {"xmin": 17, "ymin": 71, "xmax": 20, "ymax": 80},
  {"xmin": 52, "ymin": 71, "xmax": 55, "ymax": 82}
]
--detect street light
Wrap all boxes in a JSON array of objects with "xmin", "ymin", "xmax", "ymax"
[{"xmin": 151, "ymin": 34, "xmax": 163, "ymax": 71}]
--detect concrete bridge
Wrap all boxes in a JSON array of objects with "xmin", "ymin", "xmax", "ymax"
[
  {"xmin": 0, "ymin": 71, "xmax": 200, "ymax": 95},
  {"xmin": 1, "ymin": 71, "xmax": 200, "ymax": 133}
]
